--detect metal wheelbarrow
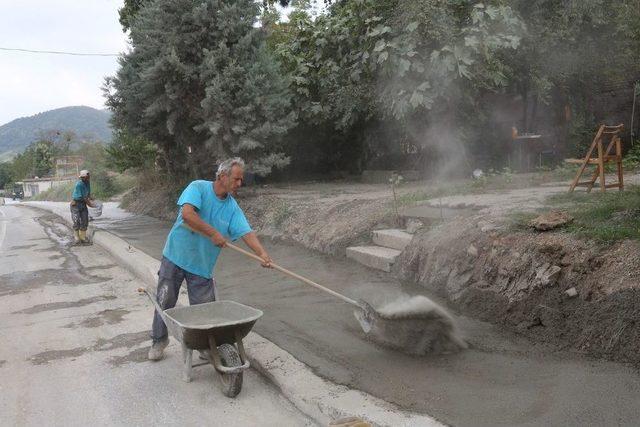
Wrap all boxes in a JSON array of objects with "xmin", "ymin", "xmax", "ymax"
[{"xmin": 140, "ymin": 287, "xmax": 263, "ymax": 397}]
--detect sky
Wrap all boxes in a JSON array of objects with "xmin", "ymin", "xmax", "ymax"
[{"xmin": 0, "ymin": 0, "xmax": 129, "ymax": 126}]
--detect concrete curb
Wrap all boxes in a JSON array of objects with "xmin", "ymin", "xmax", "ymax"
[{"xmin": 20, "ymin": 202, "xmax": 444, "ymax": 427}]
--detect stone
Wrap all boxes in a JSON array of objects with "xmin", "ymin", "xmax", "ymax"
[
  {"xmin": 405, "ymin": 218, "xmax": 424, "ymax": 234},
  {"xmin": 346, "ymin": 246, "xmax": 402, "ymax": 272},
  {"xmin": 565, "ymin": 287, "xmax": 578, "ymax": 298},
  {"xmin": 480, "ymin": 224, "xmax": 498, "ymax": 232},
  {"xmin": 372, "ymin": 229, "xmax": 413, "ymax": 251},
  {"xmin": 467, "ymin": 244, "xmax": 478, "ymax": 257},
  {"xmin": 536, "ymin": 264, "xmax": 562, "ymax": 286},
  {"xmin": 530, "ymin": 210, "xmax": 574, "ymax": 231}
]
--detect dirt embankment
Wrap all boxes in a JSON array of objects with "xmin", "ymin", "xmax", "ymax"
[
  {"xmin": 123, "ymin": 183, "xmax": 398, "ymax": 255},
  {"xmin": 240, "ymin": 193, "xmax": 395, "ymax": 255},
  {"xmin": 396, "ymin": 217, "xmax": 640, "ymax": 364}
]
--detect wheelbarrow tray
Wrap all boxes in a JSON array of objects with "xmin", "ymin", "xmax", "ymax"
[{"xmin": 163, "ymin": 301, "xmax": 263, "ymax": 351}]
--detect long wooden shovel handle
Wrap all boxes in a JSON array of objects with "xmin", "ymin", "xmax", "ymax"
[
  {"xmin": 226, "ymin": 242, "xmax": 360, "ymax": 307},
  {"xmin": 182, "ymin": 224, "xmax": 360, "ymax": 308}
]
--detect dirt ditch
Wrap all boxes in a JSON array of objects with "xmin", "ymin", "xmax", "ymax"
[{"xmin": 123, "ymin": 181, "xmax": 640, "ymax": 363}]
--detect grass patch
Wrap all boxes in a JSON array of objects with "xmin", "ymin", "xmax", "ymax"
[
  {"xmin": 542, "ymin": 185, "xmax": 640, "ymax": 242},
  {"xmin": 507, "ymin": 211, "xmax": 540, "ymax": 232},
  {"xmin": 32, "ymin": 182, "xmax": 75, "ymax": 202}
]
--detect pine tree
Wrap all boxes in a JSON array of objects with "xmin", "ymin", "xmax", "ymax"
[{"xmin": 106, "ymin": 0, "xmax": 294, "ymax": 178}]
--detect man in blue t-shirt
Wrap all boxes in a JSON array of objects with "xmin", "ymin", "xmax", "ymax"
[
  {"xmin": 69, "ymin": 169, "xmax": 95, "ymax": 244},
  {"xmin": 148, "ymin": 157, "xmax": 273, "ymax": 361}
]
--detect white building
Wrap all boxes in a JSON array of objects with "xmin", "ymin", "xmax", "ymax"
[{"xmin": 18, "ymin": 176, "xmax": 75, "ymax": 198}]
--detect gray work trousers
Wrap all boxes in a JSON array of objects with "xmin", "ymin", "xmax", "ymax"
[
  {"xmin": 70, "ymin": 201, "xmax": 89, "ymax": 231},
  {"xmin": 151, "ymin": 256, "xmax": 216, "ymax": 342}
]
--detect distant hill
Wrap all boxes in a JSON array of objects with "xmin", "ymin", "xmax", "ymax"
[{"xmin": 0, "ymin": 106, "xmax": 112, "ymax": 160}]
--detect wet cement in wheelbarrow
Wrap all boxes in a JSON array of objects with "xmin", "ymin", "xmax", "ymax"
[
  {"xmin": 166, "ymin": 301, "xmax": 261, "ymax": 328},
  {"xmin": 98, "ymin": 217, "xmax": 640, "ymax": 427}
]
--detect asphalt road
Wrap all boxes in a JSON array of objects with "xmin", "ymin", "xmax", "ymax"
[{"xmin": 0, "ymin": 203, "xmax": 313, "ymax": 426}]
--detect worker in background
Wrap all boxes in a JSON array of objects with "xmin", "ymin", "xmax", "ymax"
[{"xmin": 70, "ymin": 169, "xmax": 94, "ymax": 244}]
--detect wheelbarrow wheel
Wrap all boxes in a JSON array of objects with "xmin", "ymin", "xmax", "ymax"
[{"xmin": 218, "ymin": 344, "xmax": 243, "ymax": 398}]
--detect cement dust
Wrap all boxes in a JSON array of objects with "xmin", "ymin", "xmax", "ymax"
[{"xmin": 355, "ymin": 295, "xmax": 467, "ymax": 355}]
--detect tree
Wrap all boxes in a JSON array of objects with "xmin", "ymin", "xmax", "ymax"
[
  {"xmin": 507, "ymin": 0, "xmax": 640, "ymax": 155},
  {"xmin": 106, "ymin": 0, "xmax": 295, "ymax": 178},
  {"xmin": 106, "ymin": 129, "xmax": 157, "ymax": 173},
  {"xmin": 118, "ymin": 0, "xmax": 147, "ymax": 32},
  {"xmin": 33, "ymin": 139, "xmax": 54, "ymax": 177},
  {"xmin": 270, "ymin": 0, "xmax": 523, "ymax": 174},
  {"xmin": 10, "ymin": 145, "xmax": 35, "ymax": 181},
  {"xmin": 0, "ymin": 162, "xmax": 12, "ymax": 189}
]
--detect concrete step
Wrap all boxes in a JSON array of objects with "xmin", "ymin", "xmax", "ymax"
[
  {"xmin": 399, "ymin": 204, "xmax": 477, "ymax": 222},
  {"xmin": 372, "ymin": 229, "xmax": 413, "ymax": 251},
  {"xmin": 346, "ymin": 246, "xmax": 402, "ymax": 272}
]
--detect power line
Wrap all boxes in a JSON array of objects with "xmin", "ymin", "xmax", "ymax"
[{"xmin": 0, "ymin": 47, "xmax": 120, "ymax": 57}]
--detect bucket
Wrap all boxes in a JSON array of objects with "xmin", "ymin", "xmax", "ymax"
[{"xmin": 88, "ymin": 200, "xmax": 103, "ymax": 219}]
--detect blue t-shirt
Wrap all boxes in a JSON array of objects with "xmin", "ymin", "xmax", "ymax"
[
  {"xmin": 162, "ymin": 180, "xmax": 252, "ymax": 279},
  {"xmin": 72, "ymin": 180, "xmax": 90, "ymax": 201}
]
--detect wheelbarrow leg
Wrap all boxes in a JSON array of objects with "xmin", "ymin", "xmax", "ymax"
[
  {"xmin": 181, "ymin": 342, "xmax": 193, "ymax": 383},
  {"xmin": 207, "ymin": 335, "xmax": 223, "ymax": 368},
  {"xmin": 235, "ymin": 330, "xmax": 248, "ymax": 365}
]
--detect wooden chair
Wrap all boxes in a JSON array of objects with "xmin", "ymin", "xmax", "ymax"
[{"xmin": 565, "ymin": 124, "xmax": 624, "ymax": 193}]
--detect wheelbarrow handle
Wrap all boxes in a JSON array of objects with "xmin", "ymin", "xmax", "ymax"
[{"xmin": 181, "ymin": 224, "xmax": 361, "ymax": 308}]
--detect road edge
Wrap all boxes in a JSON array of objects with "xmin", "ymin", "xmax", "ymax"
[{"xmin": 20, "ymin": 202, "xmax": 445, "ymax": 427}]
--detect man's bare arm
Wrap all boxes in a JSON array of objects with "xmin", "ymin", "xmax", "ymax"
[
  {"xmin": 182, "ymin": 203, "xmax": 227, "ymax": 247},
  {"xmin": 242, "ymin": 231, "xmax": 272, "ymax": 268}
]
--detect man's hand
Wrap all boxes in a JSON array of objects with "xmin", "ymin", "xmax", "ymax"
[
  {"xmin": 258, "ymin": 252, "xmax": 273, "ymax": 268},
  {"xmin": 241, "ymin": 231, "xmax": 272, "ymax": 268},
  {"xmin": 210, "ymin": 231, "xmax": 227, "ymax": 248}
]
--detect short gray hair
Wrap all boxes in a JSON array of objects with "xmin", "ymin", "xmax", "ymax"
[{"xmin": 216, "ymin": 157, "xmax": 245, "ymax": 179}]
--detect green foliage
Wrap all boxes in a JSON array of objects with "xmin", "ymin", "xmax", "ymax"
[
  {"xmin": 10, "ymin": 147, "xmax": 34, "ymax": 181},
  {"xmin": 623, "ymin": 142, "xmax": 640, "ymax": 170},
  {"xmin": 33, "ymin": 140, "xmax": 54, "ymax": 177},
  {"xmin": 0, "ymin": 162, "xmax": 12, "ymax": 189},
  {"xmin": 110, "ymin": 0, "xmax": 640, "ymax": 180},
  {"xmin": 106, "ymin": 0, "xmax": 295, "ymax": 178},
  {"xmin": 266, "ymin": 0, "xmax": 524, "ymax": 175},
  {"xmin": 106, "ymin": 130, "xmax": 157, "ymax": 173},
  {"xmin": 118, "ymin": 0, "xmax": 147, "ymax": 32},
  {"xmin": 32, "ymin": 182, "xmax": 75, "ymax": 202},
  {"xmin": 507, "ymin": 211, "xmax": 539, "ymax": 232}
]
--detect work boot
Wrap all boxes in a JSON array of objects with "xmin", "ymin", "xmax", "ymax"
[
  {"xmin": 148, "ymin": 338, "xmax": 169, "ymax": 361},
  {"xmin": 73, "ymin": 230, "xmax": 81, "ymax": 245},
  {"xmin": 79, "ymin": 230, "xmax": 91, "ymax": 245}
]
